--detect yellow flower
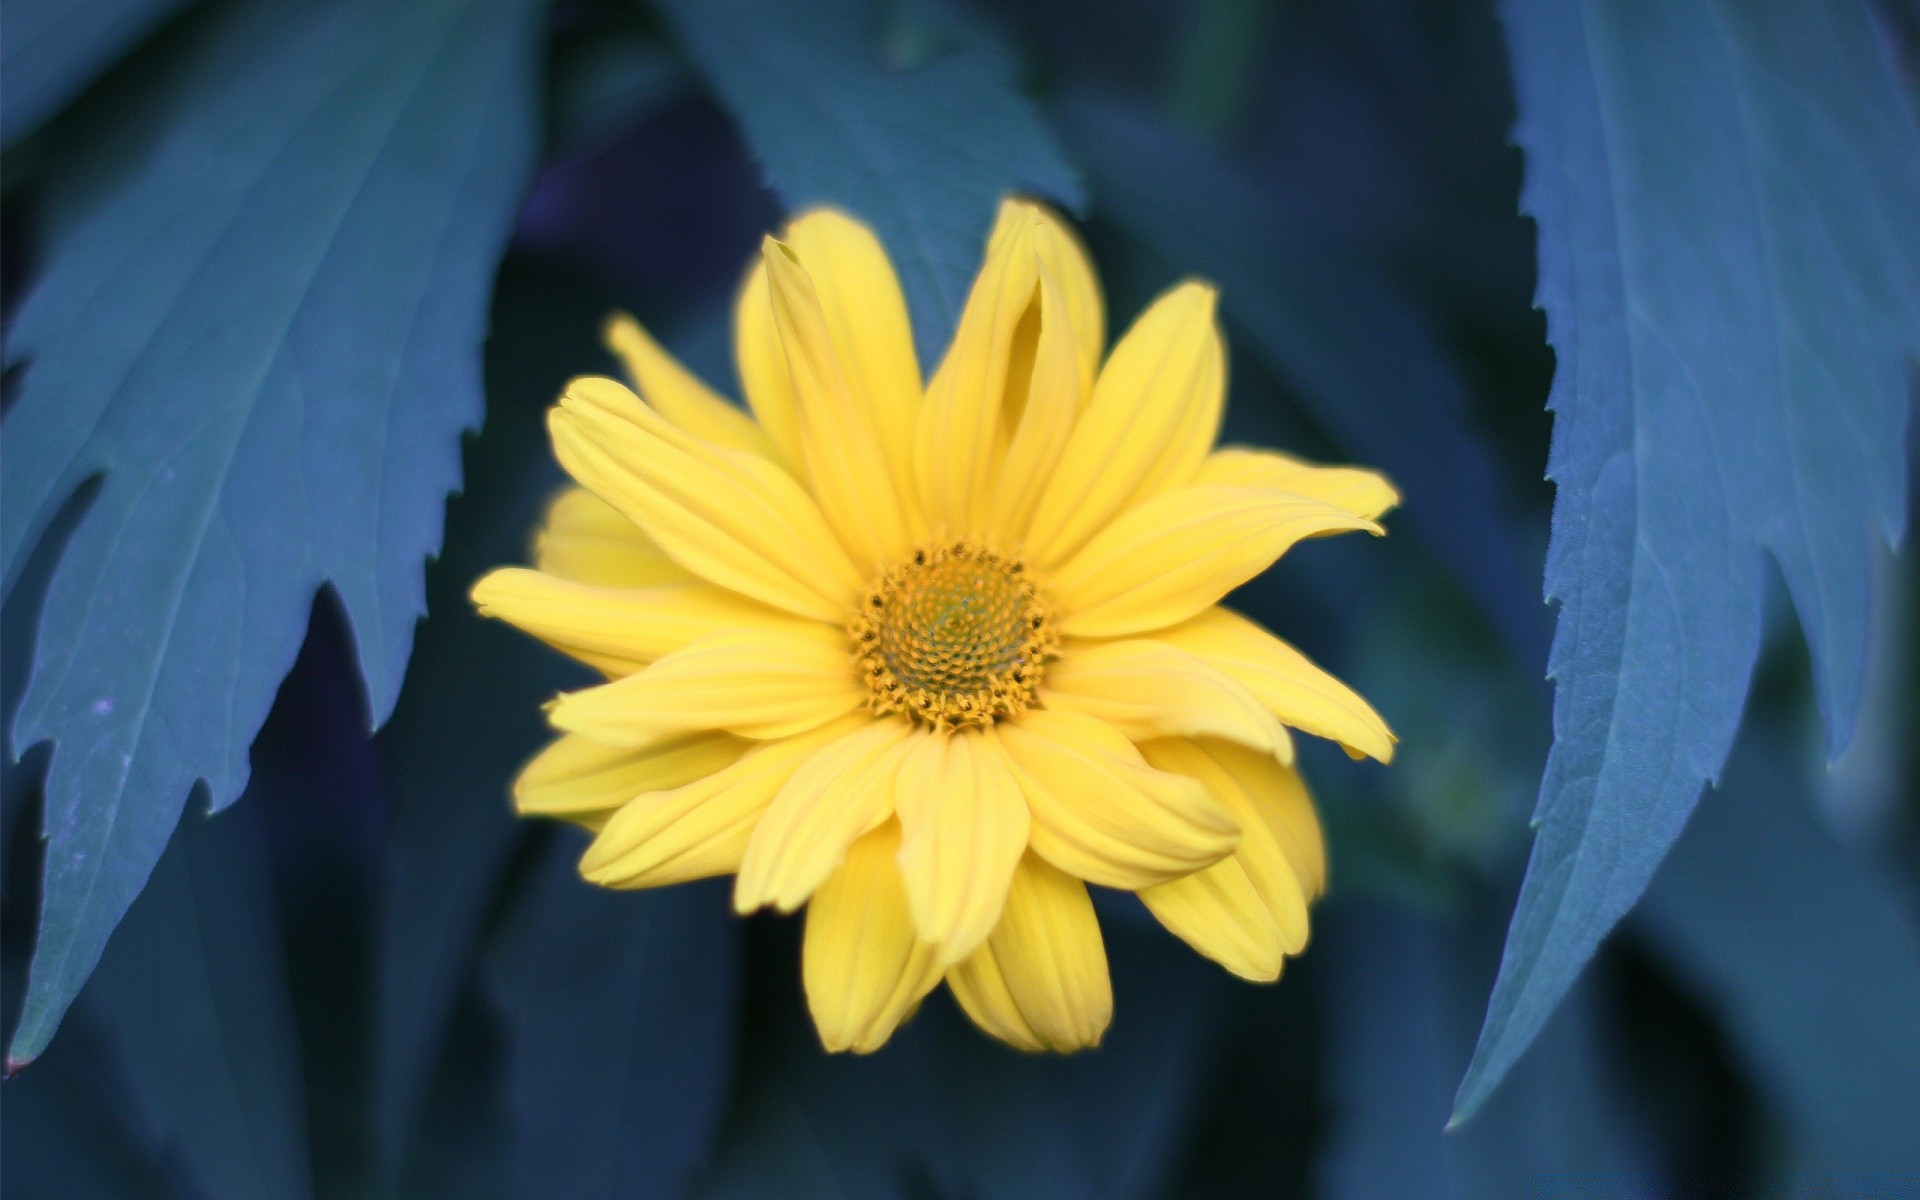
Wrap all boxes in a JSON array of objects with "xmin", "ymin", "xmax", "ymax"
[{"xmin": 473, "ymin": 200, "xmax": 1396, "ymax": 1054}]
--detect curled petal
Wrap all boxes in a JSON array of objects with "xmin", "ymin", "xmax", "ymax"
[
  {"xmin": 997, "ymin": 710, "xmax": 1237, "ymax": 888},
  {"xmin": 1193, "ymin": 446, "xmax": 1399, "ymax": 521}
]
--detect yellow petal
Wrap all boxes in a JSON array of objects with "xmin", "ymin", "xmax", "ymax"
[
  {"xmin": 1193, "ymin": 737, "xmax": 1327, "ymax": 898},
  {"xmin": 547, "ymin": 625, "xmax": 862, "ymax": 745},
  {"xmin": 761, "ymin": 236, "xmax": 914, "ymax": 568},
  {"xmin": 603, "ymin": 312, "xmax": 782, "ymax": 461},
  {"xmin": 1041, "ymin": 639, "xmax": 1291, "ymax": 760},
  {"xmin": 1194, "ymin": 446, "xmax": 1399, "ymax": 521},
  {"xmin": 472, "ymin": 567, "xmax": 804, "ymax": 678},
  {"xmin": 514, "ymin": 731, "xmax": 750, "ymax": 826},
  {"xmin": 532, "ymin": 486, "xmax": 696, "ymax": 588},
  {"xmin": 1138, "ymin": 738, "xmax": 1310, "ymax": 951},
  {"xmin": 893, "ymin": 729, "xmax": 1030, "ymax": 961},
  {"xmin": 551, "ymin": 375, "xmax": 862, "ymax": 620},
  {"xmin": 781, "ymin": 210, "xmax": 923, "ymax": 509},
  {"xmin": 990, "ymin": 199, "xmax": 1105, "ymax": 377},
  {"xmin": 803, "ymin": 821, "xmax": 945, "ymax": 1053},
  {"xmin": 735, "ymin": 718, "xmax": 919, "ymax": 913},
  {"xmin": 947, "ymin": 853, "xmax": 1111, "ymax": 1052},
  {"xmin": 1024, "ymin": 282, "xmax": 1224, "ymax": 568},
  {"xmin": 1051, "ymin": 484, "xmax": 1380, "ymax": 639},
  {"xmin": 1138, "ymin": 857, "xmax": 1284, "ymax": 982},
  {"xmin": 734, "ymin": 260, "xmax": 805, "ymax": 473},
  {"xmin": 1150, "ymin": 607, "xmax": 1396, "ymax": 762},
  {"xmin": 915, "ymin": 211, "xmax": 1041, "ymax": 534},
  {"xmin": 997, "ymin": 710, "xmax": 1238, "ymax": 889},
  {"xmin": 579, "ymin": 720, "xmax": 855, "ymax": 888},
  {"xmin": 983, "ymin": 263, "xmax": 1087, "ymax": 545}
]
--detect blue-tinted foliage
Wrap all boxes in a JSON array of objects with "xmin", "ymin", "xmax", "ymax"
[
  {"xmin": 1637, "ymin": 738, "xmax": 1920, "ymax": 1179},
  {"xmin": 1054, "ymin": 94, "xmax": 1548, "ymax": 667},
  {"xmin": 650, "ymin": 0, "xmax": 1084, "ymax": 366},
  {"xmin": 1459, "ymin": 0, "xmax": 1920, "ymax": 1119},
  {"xmin": 0, "ymin": 0, "xmax": 544, "ymax": 1062},
  {"xmin": 489, "ymin": 843, "xmax": 741, "ymax": 1200},
  {"xmin": 0, "ymin": 0, "xmax": 193, "ymax": 145},
  {"xmin": 84, "ymin": 797, "xmax": 309, "ymax": 1200}
]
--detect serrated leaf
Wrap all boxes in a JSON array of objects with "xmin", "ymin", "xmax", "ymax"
[
  {"xmin": 0, "ymin": 0, "xmax": 544, "ymax": 1064},
  {"xmin": 374, "ymin": 262, "xmax": 608, "ymax": 1178},
  {"xmin": 649, "ymin": 0, "xmax": 1084, "ymax": 366},
  {"xmin": 1636, "ymin": 739, "xmax": 1920, "ymax": 1178},
  {"xmin": 488, "ymin": 838, "xmax": 741, "ymax": 1200},
  {"xmin": 1456, "ymin": 0, "xmax": 1920, "ymax": 1120},
  {"xmin": 1052, "ymin": 95, "xmax": 1548, "ymax": 668},
  {"xmin": 0, "ymin": 0, "xmax": 194, "ymax": 146}
]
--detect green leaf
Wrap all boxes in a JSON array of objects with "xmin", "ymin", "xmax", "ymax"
[
  {"xmin": 1456, "ymin": 0, "xmax": 1920, "ymax": 1120},
  {"xmin": 1636, "ymin": 739, "xmax": 1920, "ymax": 1178},
  {"xmin": 1, "ymin": 0, "xmax": 544, "ymax": 1064},
  {"xmin": 649, "ymin": 0, "xmax": 1084, "ymax": 365},
  {"xmin": 0, "ymin": 0, "xmax": 193, "ymax": 145}
]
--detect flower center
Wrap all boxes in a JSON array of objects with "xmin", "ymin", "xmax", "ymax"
[{"xmin": 850, "ymin": 541, "xmax": 1058, "ymax": 730}]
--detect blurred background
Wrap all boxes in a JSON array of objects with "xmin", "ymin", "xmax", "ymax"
[{"xmin": 4, "ymin": 0, "xmax": 1918, "ymax": 1197}]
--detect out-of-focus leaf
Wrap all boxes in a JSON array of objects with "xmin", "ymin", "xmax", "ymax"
[
  {"xmin": 650, "ymin": 0, "xmax": 1084, "ymax": 365},
  {"xmin": 0, "ymin": 0, "xmax": 544, "ymax": 1064},
  {"xmin": 375, "ymin": 262, "xmax": 606, "ymax": 1178},
  {"xmin": 0, "ymin": 1003, "xmax": 184, "ymax": 1199},
  {"xmin": 488, "ymin": 834, "xmax": 741, "ymax": 1200},
  {"xmin": 698, "ymin": 920, "xmax": 1224, "ymax": 1200},
  {"xmin": 1458, "ymin": 0, "xmax": 1920, "ymax": 1119},
  {"xmin": 84, "ymin": 797, "xmax": 310, "ymax": 1200},
  {"xmin": 1635, "ymin": 737, "xmax": 1920, "ymax": 1179},
  {"xmin": 1317, "ymin": 901, "xmax": 1651, "ymax": 1199},
  {"xmin": 1053, "ymin": 94, "xmax": 1548, "ymax": 668},
  {"xmin": 549, "ymin": 29, "xmax": 691, "ymax": 160},
  {"xmin": 0, "ymin": 0, "xmax": 193, "ymax": 146}
]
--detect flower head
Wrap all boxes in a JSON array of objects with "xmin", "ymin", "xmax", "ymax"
[{"xmin": 473, "ymin": 200, "xmax": 1396, "ymax": 1053}]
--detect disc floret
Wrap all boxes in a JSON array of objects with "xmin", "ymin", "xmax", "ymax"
[{"xmin": 850, "ymin": 541, "xmax": 1058, "ymax": 729}]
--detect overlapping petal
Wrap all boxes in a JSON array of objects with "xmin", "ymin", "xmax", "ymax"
[
  {"xmin": 803, "ymin": 821, "xmax": 945, "ymax": 1054},
  {"xmin": 551, "ymin": 375, "xmax": 862, "ymax": 619},
  {"xmin": 547, "ymin": 625, "xmax": 863, "ymax": 746},
  {"xmin": 579, "ymin": 720, "xmax": 858, "ymax": 888},
  {"xmin": 1138, "ymin": 857, "xmax": 1286, "ymax": 982},
  {"xmin": 735, "ymin": 717, "xmax": 920, "ymax": 913},
  {"xmin": 1042, "ymin": 639, "xmax": 1291, "ymax": 759},
  {"xmin": 761, "ymin": 236, "xmax": 915, "ymax": 568},
  {"xmin": 603, "ymin": 312, "xmax": 782, "ymax": 460},
  {"xmin": 893, "ymin": 729, "xmax": 1030, "ymax": 961},
  {"xmin": 1023, "ymin": 282, "xmax": 1223, "ymax": 567},
  {"xmin": 514, "ymin": 730, "xmax": 751, "ymax": 829},
  {"xmin": 1150, "ymin": 607, "xmax": 1396, "ymax": 762},
  {"xmin": 471, "ymin": 568, "xmax": 803, "ymax": 677},
  {"xmin": 947, "ymin": 854, "xmax": 1111, "ymax": 1052},
  {"xmin": 532, "ymin": 487, "xmax": 696, "ymax": 588},
  {"xmin": 1050, "ymin": 484, "xmax": 1380, "ymax": 638},
  {"xmin": 997, "ymin": 710, "xmax": 1238, "ymax": 888}
]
